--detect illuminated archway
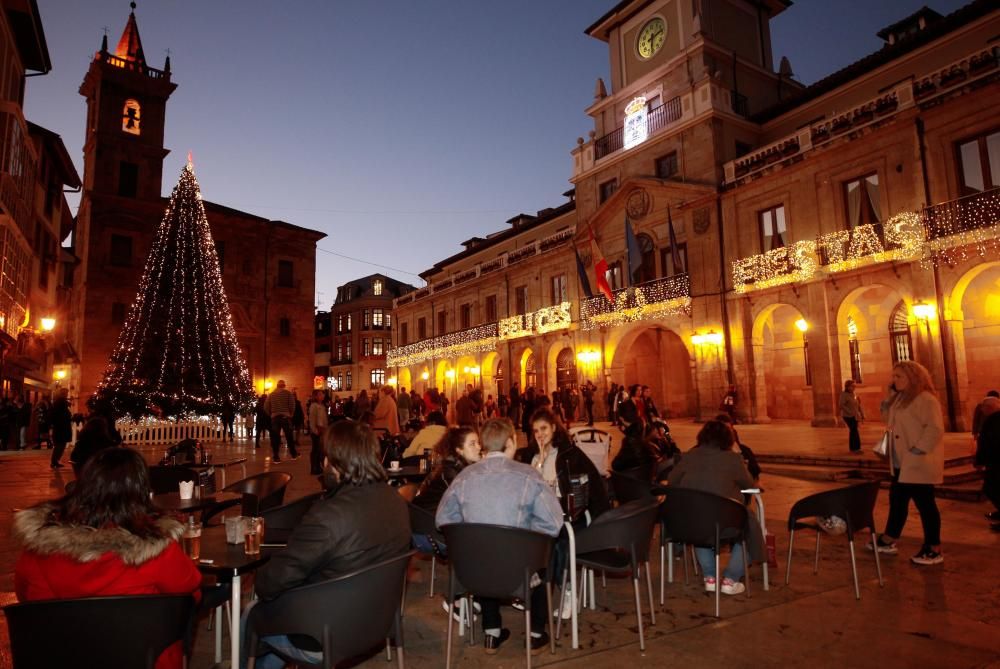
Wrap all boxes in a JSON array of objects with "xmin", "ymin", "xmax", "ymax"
[
  {"xmin": 750, "ymin": 303, "xmax": 811, "ymax": 420},
  {"xmin": 122, "ymin": 99, "xmax": 141, "ymax": 134},
  {"xmin": 397, "ymin": 367, "xmax": 412, "ymax": 393},
  {"xmin": 609, "ymin": 324, "xmax": 693, "ymax": 418},
  {"xmin": 954, "ymin": 261, "xmax": 1000, "ymax": 407}
]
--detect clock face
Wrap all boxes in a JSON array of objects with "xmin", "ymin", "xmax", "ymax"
[{"xmin": 637, "ymin": 17, "xmax": 666, "ymax": 59}]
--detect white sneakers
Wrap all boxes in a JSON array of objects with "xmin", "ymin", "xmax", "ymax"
[{"xmin": 704, "ymin": 576, "xmax": 745, "ymax": 595}]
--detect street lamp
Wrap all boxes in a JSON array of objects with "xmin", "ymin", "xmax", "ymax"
[
  {"xmin": 912, "ymin": 301, "xmax": 936, "ymax": 321},
  {"xmin": 40, "ymin": 317, "xmax": 56, "ymax": 333},
  {"xmin": 794, "ymin": 318, "xmax": 809, "ymax": 333}
]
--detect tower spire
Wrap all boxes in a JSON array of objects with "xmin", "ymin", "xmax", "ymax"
[{"xmin": 115, "ymin": 2, "xmax": 146, "ymax": 67}]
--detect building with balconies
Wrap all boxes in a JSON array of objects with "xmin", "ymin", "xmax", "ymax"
[
  {"xmin": 0, "ymin": 0, "xmax": 81, "ymax": 406},
  {"xmin": 390, "ymin": 0, "xmax": 1000, "ymax": 430},
  {"xmin": 324, "ymin": 274, "xmax": 414, "ymax": 398}
]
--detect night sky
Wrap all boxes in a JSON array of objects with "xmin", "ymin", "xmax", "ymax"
[{"xmin": 25, "ymin": 0, "xmax": 969, "ymax": 305}]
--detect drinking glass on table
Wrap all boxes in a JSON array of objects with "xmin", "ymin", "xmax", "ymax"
[
  {"xmin": 244, "ymin": 517, "xmax": 263, "ymax": 555},
  {"xmin": 182, "ymin": 520, "xmax": 202, "ymax": 560}
]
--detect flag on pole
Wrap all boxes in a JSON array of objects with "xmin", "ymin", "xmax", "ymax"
[
  {"xmin": 575, "ymin": 246, "xmax": 593, "ymax": 298},
  {"xmin": 625, "ymin": 215, "xmax": 642, "ymax": 286},
  {"xmin": 589, "ymin": 225, "xmax": 613, "ymax": 302},
  {"xmin": 667, "ymin": 205, "xmax": 684, "ymax": 275}
]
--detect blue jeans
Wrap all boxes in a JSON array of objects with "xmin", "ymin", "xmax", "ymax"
[
  {"xmin": 694, "ymin": 544, "xmax": 746, "ymax": 581},
  {"xmin": 242, "ymin": 600, "xmax": 322, "ymax": 668}
]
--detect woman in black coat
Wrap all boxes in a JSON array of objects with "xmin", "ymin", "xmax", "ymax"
[
  {"xmin": 412, "ymin": 426, "xmax": 481, "ymax": 513},
  {"xmin": 49, "ymin": 389, "xmax": 73, "ymax": 469}
]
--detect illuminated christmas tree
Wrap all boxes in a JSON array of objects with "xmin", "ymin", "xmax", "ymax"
[{"xmin": 91, "ymin": 160, "xmax": 254, "ymax": 419}]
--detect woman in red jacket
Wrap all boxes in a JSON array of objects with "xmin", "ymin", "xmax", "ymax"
[{"xmin": 13, "ymin": 447, "xmax": 202, "ymax": 669}]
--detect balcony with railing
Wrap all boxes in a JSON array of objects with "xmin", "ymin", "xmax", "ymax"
[
  {"xmin": 594, "ymin": 97, "xmax": 682, "ymax": 160},
  {"xmin": 580, "ymin": 274, "xmax": 691, "ymax": 329},
  {"xmin": 95, "ymin": 50, "xmax": 170, "ymax": 80},
  {"xmin": 923, "ymin": 187, "xmax": 1000, "ymax": 249},
  {"xmin": 723, "ymin": 45, "xmax": 999, "ymax": 186},
  {"xmin": 393, "ymin": 227, "xmax": 575, "ymax": 307}
]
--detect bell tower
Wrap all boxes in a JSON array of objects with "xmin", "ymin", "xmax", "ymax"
[{"xmin": 78, "ymin": 3, "xmax": 176, "ymax": 200}]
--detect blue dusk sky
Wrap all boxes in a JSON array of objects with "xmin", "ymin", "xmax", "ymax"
[{"xmin": 25, "ymin": 0, "xmax": 968, "ymax": 306}]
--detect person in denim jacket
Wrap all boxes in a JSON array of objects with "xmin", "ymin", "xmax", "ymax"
[{"xmin": 436, "ymin": 418, "xmax": 562, "ymax": 655}]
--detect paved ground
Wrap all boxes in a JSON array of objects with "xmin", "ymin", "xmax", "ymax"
[{"xmin": 0, "ymin": 419, "xmax": 997, "ymax": 668}]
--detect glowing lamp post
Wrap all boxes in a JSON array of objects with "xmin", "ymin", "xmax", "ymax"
[
  {"xmin": 912, "ymin": 301, "xmax": 937, "ymax": 321},
  {"xmin": 794, "ymin": 318, "xmax": 809, "ymax": 333},
  {"xmin": 40, "ymin": 317, "xmax": 56, "ymax": 333}
]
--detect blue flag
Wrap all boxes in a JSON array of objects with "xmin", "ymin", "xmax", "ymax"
[
  {"xmin": 575, "ymin": 246, "xmax": 593, "ymax": 298},
  {"xmin": 667, "ymin": 206, "xmax": 684, "ymax": 275},
  {"xmin": 625, "ymin": 215, "xmax": 642, "ymax": 286}
]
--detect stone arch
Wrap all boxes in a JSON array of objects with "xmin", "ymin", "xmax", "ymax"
[
  {"xmin": 482, "ymin": 351, "xmax": 500, "ymax": 397},
  {"xmin": 833, "ymin": 283, "xmax": 910, "ymax": 419},
  {"xmin": 952, "ymin": 261, "xmax": 1000, "ymax": 410},
  {"xmin": 518, "ymin": 347, "xmax": 535, "ymax": 391},
  {"xmin": 609, "ymin": 323, "xmax": 694, "ymax": 418},
  {"xmin": 397, "ymin": 367, "xmax": 412, "ymax": 393},
  {"xmin": 750, "ymin": 302, "xmax": 812, "ymax": 420},
  {"xmin": 555, "ymin": 347, "xmax": 578, "ymax": 389}
]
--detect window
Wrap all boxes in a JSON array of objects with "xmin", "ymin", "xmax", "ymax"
[
  {"xmin": 957, "ymin": 130, "xmax": 1000, "ymax": 195},
  {"xmin": 385, "ymin": 312, "xmax": 391, "ymax": 328},
  {"xmin": 400, "ymin": 322, "xmax": 408, "ymax": 345},
  {"xmin": 460, "ymin": 303, "xmax": 472, "ymax": 329},
  {"xmin": 646, "ymin": 95, "xmax": 661, "ymax": 111},
  {"xmin": 889, "ymin": 302, "xmax": 912, "ymax": 365},
  {"xmin": 417, "ymin": 317, "xmax": 426, "ymax": 340},
  {"xmin": 345, "ymin": 340, "xmax": 352, "ymax": 359},
  {"xmin": 655, "ymin": 152, "xmax": 678, "ymax": 179},
  {"xmin": 118, "ymin": 162, "xmax": 138, "ymax": 198},
  {"xmin": 606, "ymin": 261, "xmax": 623, "ymax": 291},
  {"xmin": 845, "ymin": 174, "xmax": 881, "ymax": 229},
  {"xmin": 277, "ymin": 260, "xmax": 294, "ymax": 288},
  {"xmin": 362, "ymin": 338, "xmax": 371, "ymax": 356},
  {"xmin": 659, "ymin": 243, "xmax": 688, "ymax": 277},
  {"xmin": 635, "ymin": 234, "xmax": 656, "ymax": 284},
  {"xmin": 846, "ymin": 316, "xmax": 862, "ymax": 384},
  {"xmin": 337, "ymin": 315, "xmax": 343, "ymax": 333},
  {"xmin": 361, "ymin": 309, "xmax": 370, "ymax": 329},
  {"xmin": 372, "ymin": 308, "xmax": 384, "ymax": 327},
  {"xmin": 373, "ymin": 279, "xmax": 383, "ymax": 296},
  {"xmin": 372, "ymin": 338, "xmax": 384, "ymax": 356},
  {"xmin": 437, "ymin": 310, "xmax": 447, "ymax": 335},
  {"xmin": 111, "ymin": 302, "xmax": 126, "ymax": 324},
  {"xmin": 346, "ymin": 371, "xmax": 352, "ymax": 390},
  {"xmin": 279, "ymin": 318, "xmax": 291, "ymax": 337},
  {"xmin": 109, "ymin": 234, "xmax": 133, "ymax": 267},
  {"xmin": 336, "ymin": 372, "xmax": 343, "ymax": 391},
  {"xmin": 215, "ymin": 241, "xmax": 225, "ymax": 272},
  {"xmin": 550, "ymin": 274, "xmax": 567, "ymax": 305},
  {"xmin": 485, "ymin": 294, "xmax": 498, "ymax": 322},
  {"xmin": 336, "ymin": 342, "xmax": 342, "ymax": 361},
  {"xmin": 759, "ymin": 205, "xmax": 787, "ymax": 251},
  {"xmin": 371, "ymin": 368, "xmax": 385, "ymax": 388},
  {"xmin": 599, "ymin": 178, "xmax": 618, "ymax": 204},
  {"xmin": 515, "ymin": 285, "xmax": 529, "ymax": 315},
  {"xmin": 122, "ymin": 99, "xmax": 141, "ymax": 134}
]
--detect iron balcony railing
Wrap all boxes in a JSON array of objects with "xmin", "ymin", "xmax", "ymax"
[{"xmin": 594, "ymin": 96, "xmax": 682, "ymax": 160}]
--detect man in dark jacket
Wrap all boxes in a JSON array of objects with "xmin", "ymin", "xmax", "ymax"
[
  {"xmin": 976, "ymin": 410, "xmax": 1000, "ymax": 530},
  {"xmin": 49, "ymin": 389, "xmax": 73, "ymax": 469},
  {"xmin": 247, "ymin": 420, "xmax": 411, "ymax": 667}
]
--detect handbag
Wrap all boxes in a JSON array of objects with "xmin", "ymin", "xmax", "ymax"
[{"xmin": 873, "ymin": 430, "xmax": 891, "ymax": 458}]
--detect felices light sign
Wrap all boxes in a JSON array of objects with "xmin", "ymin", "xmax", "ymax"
[
  {"xmin": 499, "ymin": 302, "xmax": 572, "ymax": 340},
  {"xmin": 732, "ymin": 213, "xmax": 925, "ymax": 293},
  {"xmin": 623, "ymin": 97, "xmax": 648, "ymax": 150}
]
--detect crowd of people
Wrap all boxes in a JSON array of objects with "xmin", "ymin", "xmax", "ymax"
[{"xmin": 11, "ymin": 358, "xmax": 997, "ymax": 666}]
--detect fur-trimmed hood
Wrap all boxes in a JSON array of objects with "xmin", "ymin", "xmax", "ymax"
[{"xmin": 13, "ymin": 504, "xmax": 184, "ymax": 566}]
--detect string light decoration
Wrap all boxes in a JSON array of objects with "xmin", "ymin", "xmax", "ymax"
[
  {"xmin": 499, "ymin": 302, "xmax": 572, "ymax": 339},
  {"xmin": 90, "ymin": 161, "xmax": 255, "ymax": 419},
  {"xmin": 581, "ymin": 274, "xmax": 691, "ymax": 329},
  {"xmin": 733, "ymin": 214, "xmax": 926, "ymax": 292},
  {"xmin": 387, "ymin": 322, "xmax": 499, "ymax": 368},
  {"xmin": 921, "ymin": 188, "xmax": 1000, "ymax": 267}
]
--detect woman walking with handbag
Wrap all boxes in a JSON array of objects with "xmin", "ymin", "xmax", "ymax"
[{"xmin": 868, "ymin": 360, "xmax": 945, "ymax": 565}]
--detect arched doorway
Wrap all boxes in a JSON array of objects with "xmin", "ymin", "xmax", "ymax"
[
  {"xmin": 835, "ymin": 283, "xmax": 909, "ymax": 419},
  {"xmin": 752, "ymin": 303, "xmax": 812, "ymax": 420},
  {"xmin": 610, "ymin": 325, "xmax": 693, "ymax": 418},
  {"xmin": 954, "ymin": 261, "xmax": 1000, "ymax": 407},
  {"xmin": 555, "ymin": 348, "xmax": 577, "ymax": 389},
  {"xmin": 525, "ymin": 353, "xmax": 537, "ymax": 390},
  {"xmin": 494, "ymin": 359, "xmax": 504, "ymax": 396}
]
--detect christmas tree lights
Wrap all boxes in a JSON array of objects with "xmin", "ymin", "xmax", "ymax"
[{"xmin": 90, "ymin": 161, "xmax": 255, "ymax": 419}]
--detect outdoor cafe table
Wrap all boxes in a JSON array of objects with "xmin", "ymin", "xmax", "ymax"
[
  {"xmin": 385, "ymin": 465, "xmax": 427, "ymax": 483},
  {"xmin": 198, "ymin": 524, "xmax": 275, "ymax": 667},
  {"xmin": 189, "ymin": 456, "xmax": 248, "ymax": 488},
  {"xmin": 152, "ymin": 491, "xmax": 241, "ymax": 514}
]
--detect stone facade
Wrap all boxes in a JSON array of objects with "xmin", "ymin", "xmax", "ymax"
[
  {"xmin": 391, "ymin": 0, "xmax": 1000, "ymax": 431},
  {"xmin": 69, "ymin": 9, "xmax": 324, "ymax": 408}
]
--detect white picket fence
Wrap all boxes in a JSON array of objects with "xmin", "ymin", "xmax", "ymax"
[{"xmin": 114, "ymin": 415, "xmax": 255, "ymax": 447}]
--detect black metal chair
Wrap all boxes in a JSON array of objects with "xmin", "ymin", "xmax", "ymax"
[
  {"xmin": 4, "ymin": 594, "xmax": 195, "ymax": 669},
  {"xmin": 441, "ymin": 523, "xmax": 556, "ymax": 669},
  {"xmin": 785, "ymin": 480, "xmax": 884, "ymax": 599},
  {"xmin": 246, "ymin": 551, "xmax": 414, "ymax": 669},
  {"xmin": 148, "ymin": 465, "xmax": 201, "ymax": 495},
  {"xmin": 201, "ymin": 471, "xmax": 292, "ymax": 525},
  {"xmin": 660, "ymin": 487, "xmax": 750, "ymax": 618},
  {"xmin": 609, "ymin": 467, "xmax": 656, "ymax": 504},
  {"xmin": 409, "ymin": 502, "xmax": 447, "ymax": 598},
  {"xmin": 560, "ymin": 499, "xmax": 660, "ymax": 651}
]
